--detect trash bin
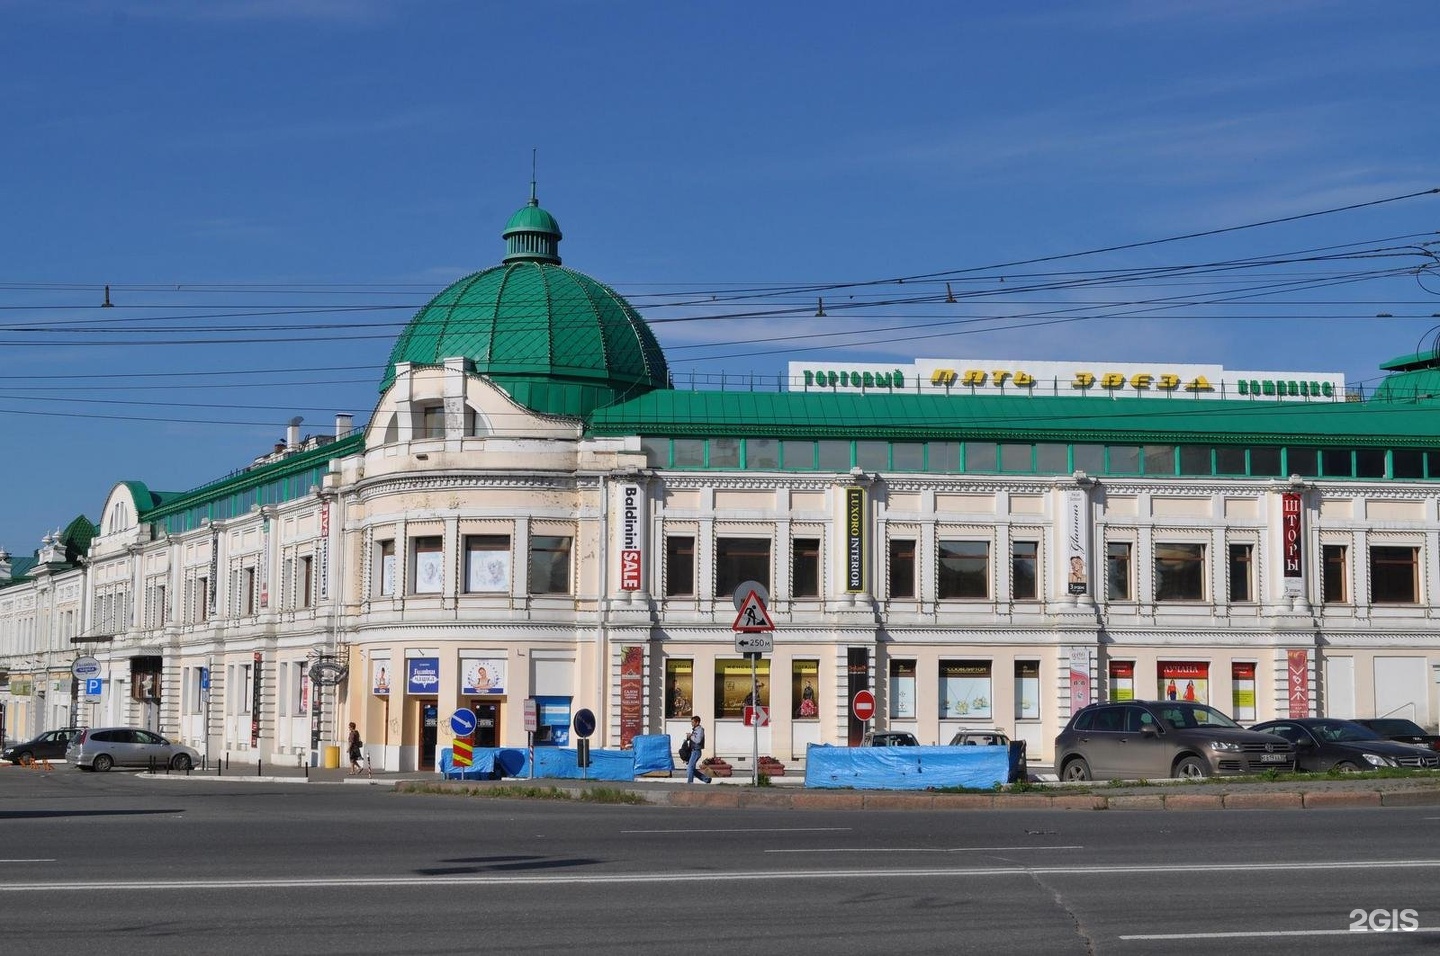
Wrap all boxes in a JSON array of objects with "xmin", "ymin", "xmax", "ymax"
[{"xmin": 323, "ymin": 745, "xmax": 341, "ymax": 769}]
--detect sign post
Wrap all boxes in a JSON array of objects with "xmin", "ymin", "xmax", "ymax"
[
  {"xmin": 732, "ymin": 584, "xmax": 776, "ymax": 786},
  {"xmin": 573, "ymin": 708, "xmax": 596, "ymax": 778},
  {"xmin": 524, "ymin": 698, "xmax": 538, "ymax": 780},
  {"xmin": 851, "ymin": 689, "xmax": 876, "ymax": 733}
]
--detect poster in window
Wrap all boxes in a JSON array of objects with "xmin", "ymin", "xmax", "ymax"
[
  {"xmin": 372, "ymin": 659, "xmax": 391, "ymax": 696},
  {"xmin": 1232, "ymin": 662, "xmax": 1256, "ymax": 721},
  {"xmin": 461, "ymin": 657, "xmax": 506, "ymax": 695},
  {"xmin": 1158, "ymin": 661, "xmax": 1209, "ymax": 704},
  {"xmin": 792, "ymin": 659, "xmax": 820, "ymax": 719},
  {"xmin": 1014, "ymin": 661, "xmax": 1040, "ymax": 719},
  {"xmin": 666, "ymin": 659, "xmax": 693, "ymax": 718},
  {"xmin": 889, "ymin": 661, "xmax": 916, "ymax": 718},
  {"xmin": 380, "ymin": 552, "xmax": 396, "ymax": 596},
  {"xmin": 939, "ymin": 661, "xmax": 992, "ymax": 719},
  {"xmin": 716, "ymin": 658, "xmax": 769, "ymax": 718},
  {"xmin": 415, "ymin": 550, "xmax": 444, "ymax": 593},
  {"xmin": 1109, "ymin": 661, "xmax": 1135, "ymax": 702},
  {"xmin": 467, "ymin": 549, "xmax": 510, "ymax": 593}
]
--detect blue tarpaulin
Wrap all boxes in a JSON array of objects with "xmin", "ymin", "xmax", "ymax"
[
  {"xmin": 438, "ymin": 748, "xmax": 497, "ymax": 780},
  {"xmin": 630, "ymin": 734, "xmax": 675, "ymax": 776},
  {"xmin": 438, "ymin": 746, "xmax": 636, "ymax": 781},
  {"xmin": 803, "ymin": 744, "xmax": 1008, "ymax": 790}
]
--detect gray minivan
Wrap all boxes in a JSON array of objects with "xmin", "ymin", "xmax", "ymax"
[{"xmin": 67, "ymin": 727, "xmax": 200, "ymax": 771}]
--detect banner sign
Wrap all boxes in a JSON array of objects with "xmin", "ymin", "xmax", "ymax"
[
  {"xmin": 1065, "ymin": 489, "xmax": 1088, "ymax": 595},
  {"xmin": 1068, "ymin": 647, "xmax": 1091, "ymax": 712},
  {"xmin": 317, "ymin": 503, "xmax": 331, "ymax": 601},
  {"xmin": 619, "ymin": 483, "xmax": 643, "ymax": 591},
  {"xmin": 1287, "ymin": 649, "xmax": 1310, "ymax": 718},
  {"xmin": 251, "ymin": 652, "xmax": 262, "ymax": 746},
  {"xmin": 406, "ymin": 657, "xmax": 441, "ymax": 695},
  {"xmin": 845, "ymin": 487, "xmax": 865, "ymax": 592},
  {"xmin": 1282, "ymin": 493, "xmax": 1303, "ymax": 597},
  {"xmin": 619, "ymin": 646, "xmax": 644, "ymax": 748},
  {"xmin": 461, "ymin": 657, "xmax": 505, "ymax": 695}
]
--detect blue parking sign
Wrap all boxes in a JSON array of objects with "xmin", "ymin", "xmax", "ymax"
[{"xmin": 84, "ymin": 677, "xmax": 103, "ymax": 697}]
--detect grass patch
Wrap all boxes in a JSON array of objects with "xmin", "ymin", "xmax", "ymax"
[{"xmin": 576, "ymin": 787, "xmax": 649, "ymax": 805}]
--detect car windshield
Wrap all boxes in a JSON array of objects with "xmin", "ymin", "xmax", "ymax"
[
  {"xmin": 1313, "ymin": 721, "xmax": 1383, "ymax": 742},
  {"xmin": 1365, "ymin": 719, "xmax": 1425, "ymax": 736},
  {"xmin": 1151, "ymin": 703, "xmax": 1241, "ymax": 730}
]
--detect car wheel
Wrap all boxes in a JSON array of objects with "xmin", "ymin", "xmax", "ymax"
[
  {"xmin": 1061, "ymin": 757, "xmax": 1091, "ymax": 782},
  {"xmin": 1333, "ymin": 760, "xmax": 1361, "ymax": 773},
  {"xmin": 170, "ymin": 754, "xmax": 193, "ymax": 771},
  {"xmin": 1174, "ymin": 756, "xmax": 1209, "ymax": 780},
  {"xmin": 92, "ymin": 754, "xmax": 114, "ymax": 773}
]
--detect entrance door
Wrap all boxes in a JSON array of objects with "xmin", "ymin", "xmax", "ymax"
[
  {"xmin": 470, "ymin": 701, "xmax": 500, "ymax": 748},
  {"xmin": 419, "ymin": 701, "xmax": 438, "ymax": 770}
]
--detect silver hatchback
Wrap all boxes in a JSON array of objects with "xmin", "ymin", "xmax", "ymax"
[{"xmin": 67, "ymin": 727, "xmax": 200, "ymax": 772}]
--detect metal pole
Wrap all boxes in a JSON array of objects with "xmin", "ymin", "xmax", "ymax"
[{"xmin": 750, "ymin": 653, "xmax": 759, "ymax": 786}]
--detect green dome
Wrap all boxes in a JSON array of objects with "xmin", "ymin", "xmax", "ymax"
[{"xmin": 380, "ymin": 196, "xmax": 669, "ymax": 418}]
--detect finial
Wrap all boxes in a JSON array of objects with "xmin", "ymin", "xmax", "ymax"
[{"xmin": 530, "ymin": 148, "xmax": 538, "ymax": 205}]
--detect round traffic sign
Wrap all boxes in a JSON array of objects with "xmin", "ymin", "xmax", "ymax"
[
  {"xmin": 449, "ymin": 708, "xmax": 478, "ymax": 737},
  {"xmin": 732, "ymin": 580, "xmax": 770, "ymax": 611},
  {"xmin": 572, "ymin": 708, "xmax": 597, "ymax": 739},
  {"xmin": 71, "ymin": 656, "xmax": 102, "ymax": 680},
  {"xmin": 851, "ymin": 689, "xmax": 876, "ymax": 722}
]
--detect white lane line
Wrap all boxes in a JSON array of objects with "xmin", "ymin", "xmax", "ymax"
[
  {"xmin": 1122, "ymin": 928, "xmax": 1440, "ymax": 940},
  {"xmin": 5, "ymin": 858, "xmax": 1440, "ymax": 892},
  {"xmin": 0, "ymin": 860, "xmax": 55, "ymax": 864},
  {"xmin": 765, "ymin": 846, "xmax": 1084, "ymax": 853},
  {"xmin": 620, "ymin": 827, "xmax": 852, "ymax": 834}
]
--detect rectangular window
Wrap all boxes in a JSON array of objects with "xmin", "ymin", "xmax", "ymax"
[
  {"xmin": 1159, "ymin": 661, "xmax": 1209, "ymax": 704},
  {"xmin": 1322, "ymin": 544, "xmax": 1348, "ymax": 603},
  {"xmin": 792, "ymin": 659, "xmax": 820, "ymax": 719},
  {"xmin": 1393, "ymin": 449, "xmax": 1425, "ymax": 479},
  {"xmin": 240, "ymin": 664, "xmax": 253, "ymax": 714},
  {"xmin": 378, "ymin": 539, "xmax": 396, "ymax": 596},
  {"xmin": 1179, "ymin": 446, "xmax": 1212, "ymax": 475},
  {"xmin": 1320, "ymin": 447, "xmax": 1352, "ymax": 477},
  {"xmin": 464, "ymin": 535, "xmax": 511, "ymax": 593},
  {"xmin": 1072, "ymin": 444, "xmax": 1104, "ymax": 474},
  {"xmin": 891, "ymin": 443, "xmax": 924, "ymax": 470},
  {"xmin": 746, "ymin": 439, "xmax": 779, "ymax": 469},
  {"xmin": 889, "ymin": 660, "xmax": 916, "ymax": 718},
  {"xmin": 664, "ymin": 536, "xmax": 696, "ymax": 597},
  {"xmin": 1227, "ymin": 544, "xmax": 1253, "ymax": 603},
  {"xmin": 1142, "ymin": 445, "xmax": 1176, "ymax": 475},
  {"xmin": 715, "ymin": 537, "xmax": 771, "ymax": 598},
  {"xmin": 1370, "ymin": 545, "xmax": 1419, "ymax": 604},
  {"xmin": 1106, "ymin": 542, "xmax": 1133, "ymax": 601},
  {"xmin": 1108, "ymin": 445, "xmax": 1141, "ymax": 474},
  {"xmin": 299, "ymin": 555, "xmax": 314, "ymax": 607},
  {"xmin": 817, "ymin": 440, "xmax": 851, "ymax": 471},
  {"xmin": 1011, "ymin": 541, "xmax": 1038, "ymax": 600},
  {"xmin": 1035, "ymin": 443, "xmax": 1068, "ymax": 473},
  {"xmin": 1215, "ymin": 446, "xmax": 1247, "ymax": 475},
  {"xmin": 1232, "ymin": 662, "xmax": 1257, "ymax": 722},
  {"xmin": 999, "ymin": 443, "xmax": 1033, "ymax": 472},
  {"xmin": 939, "ymin": 660, "xmax": 992, "ymax": 719},
  {"xmin": 422, "ymin": 404, "xmax": 445, "ymax": 439},
  {"xmin": 782, "ymin": 440, "xmax": 816, "ymax": 469},
  {"xmin": 1155, "ymin": 543, "xmax": 1205, "ymax": 601},
  {"xmin": 528, "ymin": 535, "xmax": 573, "ymax": 595},
  {"xmin": 640, "ymin": 437, "xmax": 669, "ymax": 468},
  {"xmin": 1355, "ymin": 448, "xmax": 1385, "ymax": 479},
  {"xmin": 1285, "ymin": 446, "xmax": 1319, "ymax": 477},
  {"xmin": 1015, "ymin": 661, "xmax": 1040, "ymax": 719},
  {"xmin": 1109, "ymin": 660, "xmax": 1135, "ymax": 701},
  {"xmin": 792, "ymin": 537, "xmax": 821, "ymax": 598},
  {"xmin": 411, "ymin": 536, "xmax": 444, "ymax": 594},
  {"xmin": 714, "ymin": 658, "xmax": 769, "ymax": 720},
  {"xmin": 239, "ymin": 567, "xmax": 256, "ymax": 616},
  {"xmin": 888, "ymin": 539, "xmax": 916, "ymax": 599},
  {"xmin": 665, "ymin": 659, "xmax": 693, "ymax": 718},
  {"xmin": 196, "ymin": 576, "xmax": 208, "ymax": 623},
  {"xmin": 1250, "ymin": 446, "xmax": 1283, "ymax": 476},
  {"xmin": 925, "ymin": 441, "xmax": 959, "ymax": 473},
  {"xmin": 938, "ymin": 540, "xmax": 989, "ymax": 599},
  {"xmin": 672, "ymin": 438, "xmax": 704, "ymax": 467},
  {"xmin": 855, "ymin": 441, "xmax": 888, "ymax": 471},
  {"xmin": 964, "ymin": 442, "xmax": 998, "ymax": 472},
  {"xmin": 709, "ymin": 438, "xmax": 740, "ymax": 468}
]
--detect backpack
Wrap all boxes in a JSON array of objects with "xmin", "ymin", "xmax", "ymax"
[{"xmin": 678, "ymin": 738, "xmax": 693, "ymax": 762}]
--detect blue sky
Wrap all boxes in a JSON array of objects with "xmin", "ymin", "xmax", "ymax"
[{"xmin": 2, "ymin": 0, "xmax": 1438, "ymax": 553}]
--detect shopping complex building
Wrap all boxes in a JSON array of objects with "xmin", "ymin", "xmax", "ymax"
[{"xmin": 3, "ymin": 193, "xmax": 1440, "ymax": 772}]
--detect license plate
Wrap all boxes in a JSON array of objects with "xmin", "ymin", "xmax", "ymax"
[{"xmin": 1260, "ymin": 753, "xmax": 1288, "ymax": 763}]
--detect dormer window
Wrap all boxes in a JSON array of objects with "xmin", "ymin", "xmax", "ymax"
[{"xmin": 421, "ymin": 404, "xmax": 445, "ymax": 439}]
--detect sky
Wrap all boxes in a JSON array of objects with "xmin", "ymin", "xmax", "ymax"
[{"xmin": 2, "ymin": 0, "xmax": 1438, "ymax": 554}]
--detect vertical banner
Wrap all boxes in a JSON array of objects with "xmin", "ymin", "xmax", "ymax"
[
  {"xmin": 251, "ymin": 652, "xmax": 262, "ymax": 747},
  {"xmin": 1068, "ymin": 646, "xmax": 1091, "ymax": 712},
  {"xmin": 619, "ymin": 646, "xmax": 644, "ymax": 748},
  {"xmin": 209, "ymin": 528, "xmax": 220, "ymax": 615},
  {"xmin": 1281, "ymin": 492, "xmax": 1303, "ymax": 597},
  {"xmin": 317, "ymin": 503, "xmax": 331, "ymax": 601},
  {"xmin": 1287, "ymin": 649, "xmax": 1310, "ymax": 717},
  {"xmin": 845, "ymin": 487, "xmax": 865, "ymax": 593},
  {"xmin": 1108, "ymin": 661, "xmax": 1134, "ymax": 701},
  {"xmin": 619, "ymin": 483, "xmax": 643, "ymax": 591},
  {"xmin": 1065, "ymin": 489, "xmax": 1089, "ymax": 595},
  {"xmin": 259, "ymin": 517, "xmax": 270, "ymax": 609},
  {"xmin": 309, "ymin": 665, "xmax": 322, "ymax": 748}
]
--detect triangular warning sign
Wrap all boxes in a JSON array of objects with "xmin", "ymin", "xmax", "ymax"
[{"xmin": 732, "ymin": 589, "xmax": 775, "ymax": 632}]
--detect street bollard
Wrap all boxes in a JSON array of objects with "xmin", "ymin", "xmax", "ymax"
[{"xmin": 257, "ymin": 759, "xmax": 262, "ymax": 777}]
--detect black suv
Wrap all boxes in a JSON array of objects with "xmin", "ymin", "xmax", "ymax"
[
  {"xmin": 2, "ymin": 727, "xmax": 80, "ymax": 765},
  {"xmin": 1055, "ymin": 701, "xmax": 1294, "ymax": 781}
]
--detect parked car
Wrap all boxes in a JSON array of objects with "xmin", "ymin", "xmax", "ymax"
[
  {"xmin": 1250, "ymin": 718, "xmax": 1440, "ymax": 772},
  {"xmin": 1, "ymin": 728, "xmax": 80, "ymax": 765},
  {"xmin": 1055, "ymin": 701, "xmax": 1295, "ymax": 781},
  {"xmin": 66, "ymin": 727, "xmax": 200, "ymax": 772},
  {"xmin": 949, "ymin": 729, "xmax": 1029, "ymax": 783},
  {"xmin": 1350, "ymin": 718, "xmax": 1440, "ymax": 753},
  {"xmin": 860, "ymin": 731, "xmax": 919, "ymax": 747}
]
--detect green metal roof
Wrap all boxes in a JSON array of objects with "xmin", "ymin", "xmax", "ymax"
[{"xmin": 587, "ymin": 389, "xmax": 1440, "ymax": 446}]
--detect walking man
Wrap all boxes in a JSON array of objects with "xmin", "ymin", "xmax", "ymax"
[{"xmin": 686, "ymin": 715, "xmax": 711, "ymax": 784}]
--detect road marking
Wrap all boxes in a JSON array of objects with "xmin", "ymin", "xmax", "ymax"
[
  {"xmin": 0, "ymin": 860, "xmax": 55, "ymax": 864},
  {"xmin": 1122, "ymin": 929, "xmax": 1440, "ymax": 940},
  {"xmin": 765, "ymin": 846, "xmax": 1084, "ymax": 853},
  {"xmin": 4, "ymin": 859, "xmax": 1440, "ymax": 892},
  {"xmin": 620, "ymin": 827, "xmax": 852, "ymax": 834}
]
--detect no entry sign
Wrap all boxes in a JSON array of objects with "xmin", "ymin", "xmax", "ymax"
[{"xmin": 852, "ymin": 689, "xmax": 876, "ymax": 722}]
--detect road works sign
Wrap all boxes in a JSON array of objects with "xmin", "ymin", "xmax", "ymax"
[{"xmin": 732, "ymin": 589, "xmax": 775, "ymax": 633}]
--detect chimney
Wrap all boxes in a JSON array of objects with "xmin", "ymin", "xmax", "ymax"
[
  {"xmin": 335, "ymin": 413, "xmax": 353, "ymax": 439},
  {"xmin": 287, "ymin": 416, "xmax": 304, "ymax": 451}
]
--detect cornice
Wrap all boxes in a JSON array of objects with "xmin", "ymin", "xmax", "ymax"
[
  {"xmin": 356, "ymin": 472, "xmax": 583, "ymax": 500},
  {"xmin": 657, "ymin": 474, "xmax": 834, "ymax": 493}
]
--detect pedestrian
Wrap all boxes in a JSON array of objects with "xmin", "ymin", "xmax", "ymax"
[
  {"xmin": 346, "ymin": 722, "xmax": 364, "ymax": 776},
  {"xmin": 686, "ymin": 715, "xmax": 711, "ymax": 784}
]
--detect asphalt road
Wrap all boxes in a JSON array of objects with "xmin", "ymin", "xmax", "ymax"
[{"xmin": 2, "ymin": 768, "xmax": 1438, "ymax": 955}]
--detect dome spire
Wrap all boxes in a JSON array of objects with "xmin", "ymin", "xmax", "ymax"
[{"xmin": 503, "ymin": 151, "xmax": 562, "ymax": 265}]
